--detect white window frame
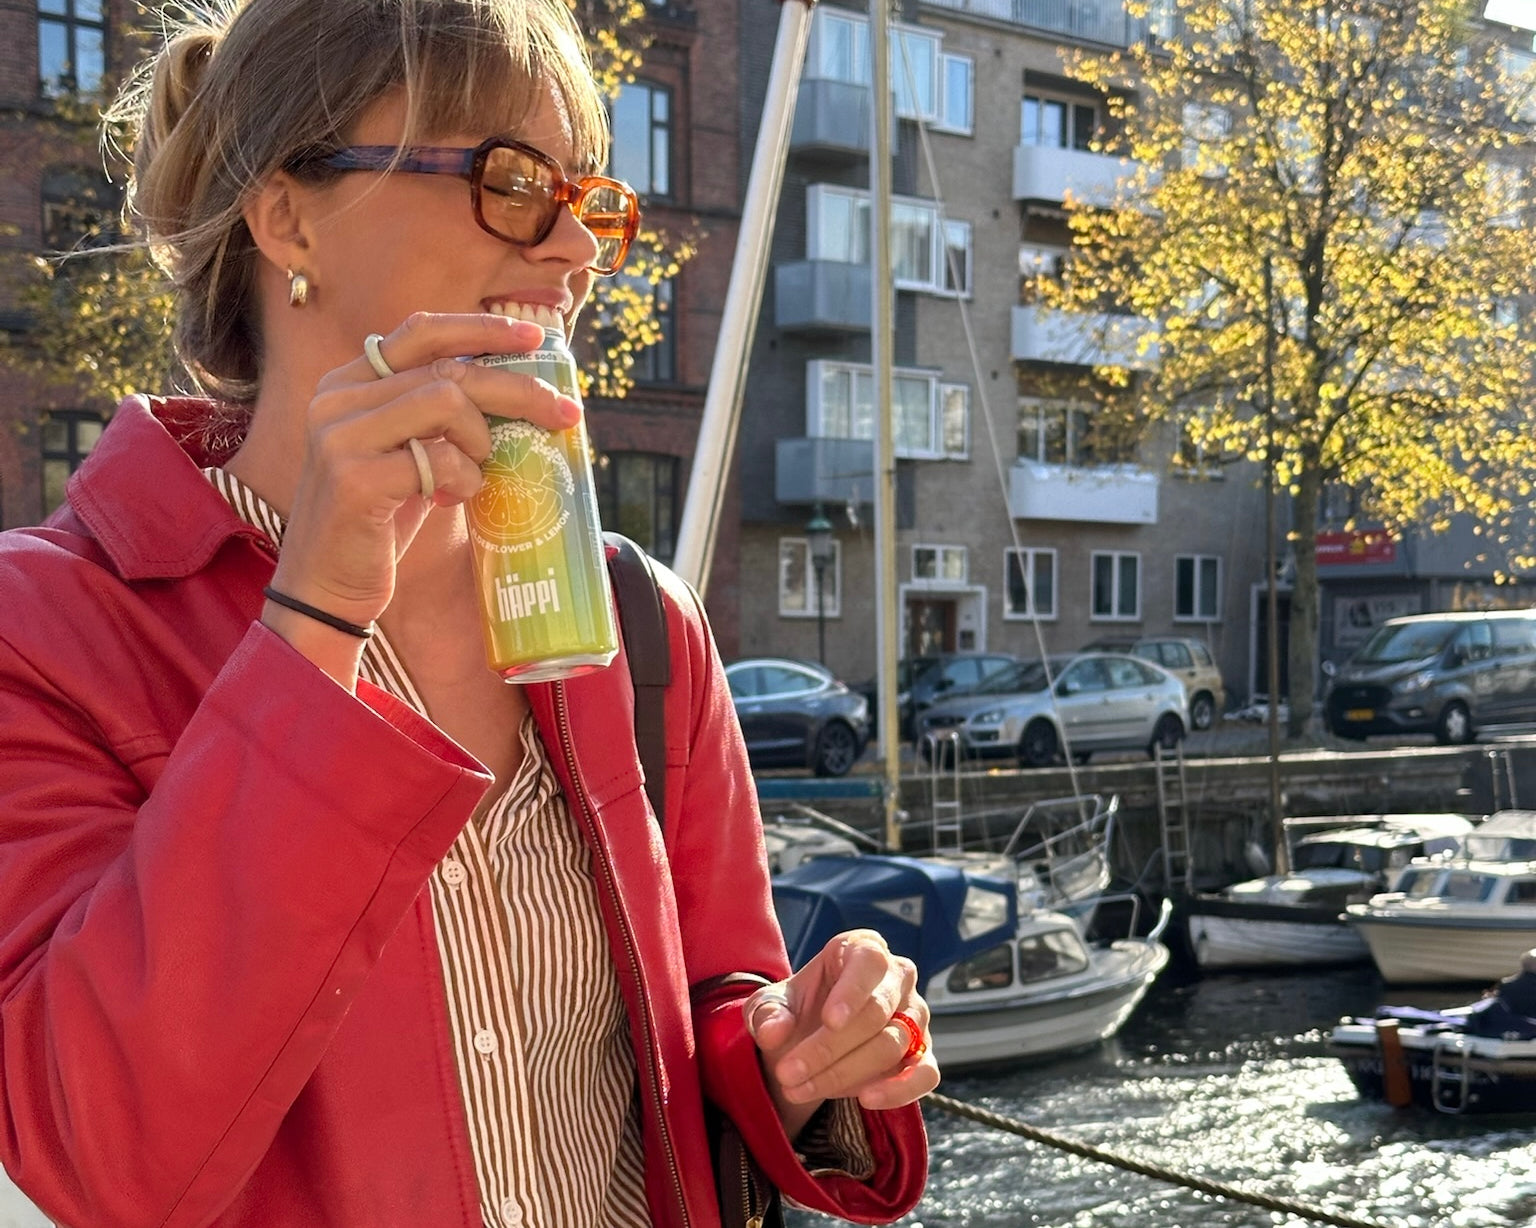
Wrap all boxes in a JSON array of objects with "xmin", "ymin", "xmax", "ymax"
[
  {"xmin": 1019, "ymin": 244, "xmax": 1068, "ymax": 280},
  {"xmin": 806, "ymin": 7, "xmax": 942, "ymax": 123},
  {"xmin": 1090, "ymin": 551, "xmax": 1141, "ymax": 621},
  {"xmin": 1004, "ymin": 547, "xmax": 1058, "ymax": 620},
  {"xmin": 808, "ymin": 360, "xmax": 959, "ymax": 460},
  {"xmin": 1020, "ymin": 91, "xmax": 1100, "ymax": 151},
  {"xmin": 1182, "ymin": 103, "xmax": 1230, "ymax": 177},
  {"xmin": 912, "ymin": 544, "xmax": 968, "ymax": 586},
  {"xmin": 935, "ymin": 52, "xmax": 974, "ymax": 135},
  {"xmin": 806, "ymin": 185, "xmax": 971, "ymax": 297},
  {"xmin": 778, "ymin": 537, "xmax": 842, "ymax": 619},
  {"xmin": 1500, "ymin": 47, "xmax": 1536, "ymax": 124},
  {"xmin": 1487, "ymin": 160, "xmax": 1524, "ymax": 228},
  {"xmin": 1017, "ymin": 397, "xmax": 1096, "ymax": 467},
  {"xmin": 939, "ymin": 382, "xmax": 970, "ymax": 460},
  {"xmin": 1174, "ymin": 554, "xmax": 1222, "ymax": 622}
]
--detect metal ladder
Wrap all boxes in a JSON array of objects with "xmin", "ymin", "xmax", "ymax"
[
  {"xmin": 1490, "ymin": 747, "xmax": 1520, "ymax": 812},
  {"xmin": 1154, "ymin": 741, "xmax": 1193, "ymax": 898},
  {"xmin": 923, "ymin": 729, "xmax": 965, "ymax": 852},
  {"xmin": 1430, "ymin": 1035, "xmax": 1472, "ymax": 1113}
]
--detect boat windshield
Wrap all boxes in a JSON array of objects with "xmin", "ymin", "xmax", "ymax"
[
  {"xmin": 974, "ymin": 660, "xmax": 1052, "ymax": 695},
  {"xmin": 1293, "ymin": 841, "xmax": 1395, "ymax": 875},
  {"xmin": 1353, "ymin": 622, "xmax": 1453, "ymax": 664},
  {"xmin": 1017, "ymin": 929, "xmax": 1090, "ymax": 982}
]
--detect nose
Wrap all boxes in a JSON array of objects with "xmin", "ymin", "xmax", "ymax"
[{"xmin": 530, "ymin": 195, "xmax": 603, "ymax": 271}]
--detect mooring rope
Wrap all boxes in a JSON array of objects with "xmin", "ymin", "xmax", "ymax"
[{"xmin": 925, "ymin": 1091, "xmax": 1402, "ymax": 1228}]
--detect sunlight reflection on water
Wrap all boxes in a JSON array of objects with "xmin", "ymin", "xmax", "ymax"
[{"xmin": 790, "ymin": 969, "xmax": 1536, "ymax": 1228}]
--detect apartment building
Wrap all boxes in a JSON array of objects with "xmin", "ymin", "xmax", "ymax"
[{"xmin": 733, "ymin": 0, "xmax": 1272, "ymax": 706}]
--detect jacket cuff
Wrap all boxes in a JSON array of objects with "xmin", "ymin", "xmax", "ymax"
[{"xmin": 696, "ymin": 995, "xmax": 927, "ymax": 1224}]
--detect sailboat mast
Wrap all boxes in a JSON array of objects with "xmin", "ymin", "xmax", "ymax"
[
  {"xmin": 870, "ymin": 0, "xmax": 901, "ymax": 850},
  {"xmin": 672, "ymin": 0, "xmax": 815, "ymax": 595}
]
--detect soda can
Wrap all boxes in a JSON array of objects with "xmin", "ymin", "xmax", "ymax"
[{"xmin": 467, "ymin": 328, "xmax": 618, "ymax": 682}]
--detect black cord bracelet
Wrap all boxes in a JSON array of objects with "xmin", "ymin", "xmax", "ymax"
[{"xmin": 262, "ymin": 586, "xmax": 375, "ymax": 639}]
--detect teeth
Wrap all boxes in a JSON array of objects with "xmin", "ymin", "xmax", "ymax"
[{"xmin": 488, "ymin": 302, "xmax": 563, "ymax": 331}]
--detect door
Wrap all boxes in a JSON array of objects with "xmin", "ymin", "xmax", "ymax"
[
  {"xmin": 1491, "ymin": 618, "xmax": 1536, "ymax": 724},
  {"xmin": 1054, "ymin": 658, "xmax": 1114, "ymax": 747},
  {"xmin": 1103, "ymin": 654, "xmax": 1164, "ymax": 742},
  {"xmin": 908, "ymin": 599, "xmax": 956, "ymax": 657}
]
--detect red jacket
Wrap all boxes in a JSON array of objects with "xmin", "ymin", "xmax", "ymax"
[{"xmin": 0, "ymin": 396, "xmax": 927, "ymax": 1228}]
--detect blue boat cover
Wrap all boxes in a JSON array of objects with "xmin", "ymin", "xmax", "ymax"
[{"xmin": 772, "ymin": 854, "xmax": 1018, "ymax": 976}]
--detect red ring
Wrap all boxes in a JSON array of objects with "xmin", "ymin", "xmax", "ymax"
[{"xmin": 889, "ymin": 1009, "xmax": 927, "ymax": 1064}]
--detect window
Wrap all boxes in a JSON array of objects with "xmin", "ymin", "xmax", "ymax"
[
  {"xmin": 807, "ymin": 7, "xmax": 943, "ymax": 123},
  {"xmin": 937, "ymin": 53, "xmax": 974, "ymax": 134},
  {"xmin": 939, "ymin": 384, "xmax": 970, "ymax": 458},
  {"xmin": 1175, "ymin": 555, "xmax": 1222, "ymax": 621},
  {"xmin": 891, "ymin": 28, "xmax": 939, "ymax": 120},
  {"xmin": 631, "ymin": 277, "xmax": 675, "ymax": 384},
  {"xmin": 1181, "ymin": 103, "xmax": 1230, "ymax": 176},
  {"xmin": 1021, "ymin": 94, "xmax": 1097, "ymax": 151},
  {"xmin": 1487, "ymin": 161, "xmax": 1524, "ymax": 228},
  {"xmin": 41, "ymin": 410, "xmax": 104, "ymax": 516},
  {"xmin": 1091, "ymin": 551, "xmax": 1140, "ymax": 620},
  {"xmin": 1019, "ymin": 245, "xmax": 1067, "ymax": 281},
  {"xmin": 1005, "ymin": 548, "xmax": 1057, "ymax": 620},
  {"xmin": 912, "ymin": 544, "xmax": 966, "ymax": 584},
  {"xmin": 808, "ymin": 361, "xmax": 969, "ymax": 460},
  {"xmin": 1500, "ymin": 47, "xmax": 1536, "ymax": 124},
  {"xmin": 779, "ymin": 537, "xmax": 841, "ymax": 618},
  {"xmin": 609, "ymin": 81, "xmax": 671, "ymax": 198},
  {"xmin": 38, "ymin": 0, "xmax": 105, "ymax": 97},
  {"xmin": 41, "ymin": 166, "xmax": 115, "ymax": 253},
  {"xmin": 595, "ymin": 452, "xmax": 679, "ymax": 562},
  {"xmin": 1018, "ymin": 398, "xmax": 1115, "ymax": 466},
  {"xmin": 807, "ymin": 185, "xmax": 971, "ymax": 297}
]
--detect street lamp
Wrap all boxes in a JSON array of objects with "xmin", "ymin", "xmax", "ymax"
[{"xmin": 805, "ymin": 504, "xmax": 835, "ymax": 665}]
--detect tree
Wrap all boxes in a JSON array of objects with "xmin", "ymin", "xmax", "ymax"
[
  {"xmin": 6, "ymin": 0, "xmax": 691, "ymax": 406},
  {"xmin": 1044, "ymin": 0, "xmax": 1536, "ymax": 736}
]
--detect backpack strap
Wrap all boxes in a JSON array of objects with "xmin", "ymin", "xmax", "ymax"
[{"xmin": 604, "ymin": 532, "xmax": 671, "ymax": 824}]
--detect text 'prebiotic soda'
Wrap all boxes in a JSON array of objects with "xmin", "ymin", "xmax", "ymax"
[{"xmin": 467, "ymin": 308, "xmax": 617, "ymax": 682}]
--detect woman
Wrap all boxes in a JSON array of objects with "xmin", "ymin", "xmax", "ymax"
[{"xmin": 0, "ymin": 2, "xmax": 935, "ymax": 1226}]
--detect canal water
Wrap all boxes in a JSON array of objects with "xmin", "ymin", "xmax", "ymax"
[{"xmin": 792, "ymin": 967, "xmax": 1536, "ymax": 1228}]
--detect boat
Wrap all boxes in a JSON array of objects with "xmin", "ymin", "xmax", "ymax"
[
  {"xmin": 771, "ymin": 852, "xmax": 1169, "ymax": 1069},
  {"xmin": 1345, "ymin": 811, "xmax": 1536, "ymax": 984},
  {"xmin": 1181, "ymin": 813, "xmax": 1474, "ymax": 971},
  {"xmin": 1328, "ymin": 961, "xmax": 1536, "ymax": 1115}
]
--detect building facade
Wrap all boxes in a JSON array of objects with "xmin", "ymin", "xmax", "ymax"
[{"xmin": 732, "ymin": 0, "xmax": 1272, "ymax": 712}]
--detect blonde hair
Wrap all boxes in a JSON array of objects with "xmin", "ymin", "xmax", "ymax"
[{"xmin": 110, "ymin": 0, "xmax": 609, "ymax": 403}]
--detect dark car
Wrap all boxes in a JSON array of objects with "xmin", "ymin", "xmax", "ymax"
[
  {"xmin": 857, "ymin": 652, "xmax": 1019, "ymax": 741},
  {"xmin": 1324, "ymin": 609, "xmax": 1536, "ymax": 744},
  {"xmin": 724, "ymin": 657, "xmax": 871, "ymax": 776}
]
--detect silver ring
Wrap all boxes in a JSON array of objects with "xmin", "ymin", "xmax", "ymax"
[
  {"xmin": 406, "ymin": 438, "xmax": 435, "ymax": 499},
  {"xmin": 363, "ymin": 332, "xmax": 395, "ymax": 379}
]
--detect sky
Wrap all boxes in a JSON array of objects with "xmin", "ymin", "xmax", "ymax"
[{"xmin": 1486, "ymin": 0, "xmax": 1536, "ymax": 32}]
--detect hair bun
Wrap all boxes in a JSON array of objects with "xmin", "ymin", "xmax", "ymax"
[{"xmin": 150, "ymin": 29, "xmax": 219, "ymax": 141}]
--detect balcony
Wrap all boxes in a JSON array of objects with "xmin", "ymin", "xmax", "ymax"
[
  {"xmin": 775, "ymin": 261, "xmax": 872, "ymax": 333},
  {"xmin": 790, "ymin": 78, "xmax": 872, "ymax": 159},
  {"xmin": 1013, "ymin": 144, "xmax": 1138, "ymax": 206},
  {"xmin": 775, "ymin": 437, "xmax": 876, "ymax": 506},
  {"xmin": 1011, "ymin": 306, "xmax": 1158, "ymax": 369},
  {"xmin": 1009, "ymin": 462, "xmax": 1159, "ymax": 524},
  {"xmin": 920, "ymin": 0, "xmax": 1148, "ymax": 48}
]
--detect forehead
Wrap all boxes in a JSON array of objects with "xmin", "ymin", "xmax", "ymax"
[{"xmin": 355, "ymin": 82, "xmax": 582, "ymax": 169}]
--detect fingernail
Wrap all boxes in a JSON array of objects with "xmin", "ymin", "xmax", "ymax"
[{"xmin": 555, "ymin": 395, "xmax": 582, "ymax": 425}]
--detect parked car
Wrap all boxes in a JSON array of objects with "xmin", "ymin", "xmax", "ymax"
[
  {"xmin": 724, "ymin": 658, "xmax": 871, "ymax": 776},
  {"xmin": 916, "ymin": 652, "xmax": 1189, "ymax": 767},
  {"xmin": 1083, "ymin": 635, "xmax": 1226, "ymax": 731},
  {"xmin": 1324, "ymin": 609, "xmax": 1536, "ymax": 744},
  {"xmin": 856, "ymin": 652, "xmax": 1019, "ymax": 741}
]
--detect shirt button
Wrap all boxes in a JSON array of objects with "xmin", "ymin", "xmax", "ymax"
[
  {"xmin": 441, "ymin": 859, "xmax": 467, "ymax": 887},
  {"xmin": 500, "ymin": 1198, "xmax": 524, "ymax": 1226},
  {"xmin": 473, "ymin": 1029, "xmax": 498, "ymax": 1055}
]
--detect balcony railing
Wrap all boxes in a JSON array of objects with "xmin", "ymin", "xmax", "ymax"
[
  {"xmin": 921, "ymin": 0, "xmax": 1148, "ymax": 48},
  {"xmin": 790, "ymin": 77, "xmax": 872, "ymax": 158},
  {"xmin": 775, "ymin": 437, "xmax": 876, "ymax": 506},
  {"xmin": 1009, "ymin": 462, "xmax": 1159, "ymax": 524},
  {"xmin": 1013, "ymin": 144, "xmax": 1140, "ymax": 206},
  {"xmin": 1011, "ymin": 306, "xmax": 1159, "ymax": 369},
  {"xmin": 775, "ymin": 261, "xmax": 873, "ymax": 333}
]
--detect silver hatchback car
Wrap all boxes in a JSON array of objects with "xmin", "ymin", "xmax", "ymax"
[{"xmin": 916, "ymin": 653, "xmax": 1189, "ymax": 767}]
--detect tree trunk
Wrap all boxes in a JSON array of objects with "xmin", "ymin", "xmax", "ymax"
[{"xmin": 1286, "ymin": 471, "xmax": 1323, "ymax": 740}]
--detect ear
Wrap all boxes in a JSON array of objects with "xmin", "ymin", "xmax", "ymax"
[{"xmin": 242, "ymin": 170, "xmax": 319, "ymax": 274}]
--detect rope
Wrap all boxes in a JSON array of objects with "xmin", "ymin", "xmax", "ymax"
[{"xmin": 925, "ymin": 1091, "xmax": 1405, "ymax": 1228}]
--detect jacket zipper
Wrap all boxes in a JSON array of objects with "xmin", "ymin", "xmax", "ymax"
[{"xmin": 553, "ymin": 682, "xmax": 691, "ymax": 1228}]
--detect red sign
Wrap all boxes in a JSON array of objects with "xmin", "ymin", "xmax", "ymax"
[{"xmin": 1316, "ymin": 530, "xmax": 1397, "ymax": 566}]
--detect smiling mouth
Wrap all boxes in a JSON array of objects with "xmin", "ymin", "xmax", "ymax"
[{"xmin": 486, "ymin": 302, "xmax": 564, "ymax": 332}]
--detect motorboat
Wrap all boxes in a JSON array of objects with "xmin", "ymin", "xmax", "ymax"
[
  {"xmin": 771, "ymin": 853, "xmax": 1169, "ymax": 1069},
  {"xmin": 758, "ymin": 802, "xmax": 878, "ymax": 875},
  {"xmin": 1181, "ymin": 813, "xmax": 1474, "ymax": 971},
  {"xmin": 1345, "ymin": 810, "xmax": 1536, "ymax": 984},
  {"xmin": 1328, "ymin": 973, "xmax": 1536, "ymax": 1115}
]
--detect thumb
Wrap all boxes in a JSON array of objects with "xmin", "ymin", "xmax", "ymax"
[{"xmin": 744, "ymin": 987, "xmax": 798, "ymax": 1052}]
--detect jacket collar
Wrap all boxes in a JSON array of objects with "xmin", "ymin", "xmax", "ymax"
[{"xmin": 64, "ymin": 395, "xmax": 271, "ymax": 581}]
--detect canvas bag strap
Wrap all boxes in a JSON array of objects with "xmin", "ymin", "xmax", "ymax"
[{"xmin": 604, "ymin": 532, "xmax": 671, "ymax": 823}]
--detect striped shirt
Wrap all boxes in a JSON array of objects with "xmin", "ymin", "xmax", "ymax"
[{"xmin": 204, "ymin": 468, "xmax": 650, "ymax": 1228}]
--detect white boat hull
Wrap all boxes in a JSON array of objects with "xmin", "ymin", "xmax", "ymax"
[
  {"xmin": 1188, "ymin": 912, "xmax": 1368, "ymax": 970},
  {"xmin": 929, "ymin": 942, "xmax": 1167, "ymax": 1068},
  {"xmin": 1353, "ymin": 917, "xmax": 1536, "ymax": 984}
]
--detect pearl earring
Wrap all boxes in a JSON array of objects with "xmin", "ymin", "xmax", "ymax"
[{"xmin": 287, "ymin": 269, "xmax": 311, "ymax": 308}]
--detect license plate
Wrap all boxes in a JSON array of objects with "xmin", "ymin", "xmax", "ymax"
[{"xmin": 1346, "ymin": 708, "xmax": 1374, "ymax": 721}]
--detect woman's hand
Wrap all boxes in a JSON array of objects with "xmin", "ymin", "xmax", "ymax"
[
  {"xmin": 268, "ymin": 313, "xmax": 579, "ymax": 626},
  {"xmin": 744, "ymin": 930, "xmax": 939, "ymax": 1137}
]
